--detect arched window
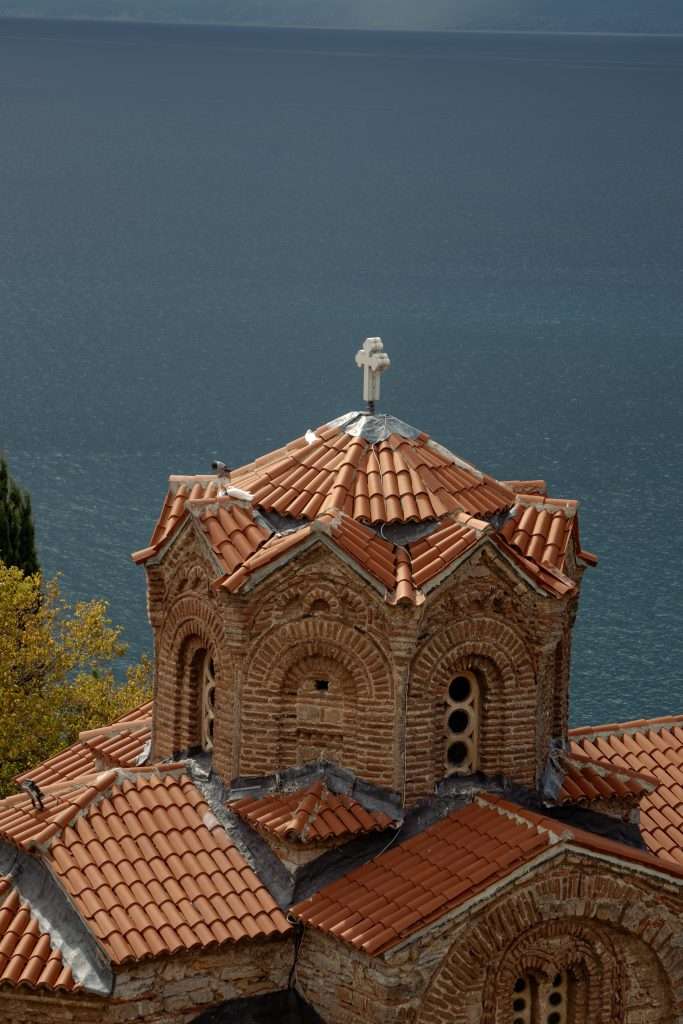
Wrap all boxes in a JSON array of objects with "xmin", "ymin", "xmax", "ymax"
[
  {"xmin": 200, "ymin": 652, "xmax": 216, "ymax": 752},
  {"xmin": 445, "ymin": 670, "xmax": 480, "ymax": 774},
  {"xmin": 512, "ymin": 971, "xmax": 572, "ymax": 1024}
]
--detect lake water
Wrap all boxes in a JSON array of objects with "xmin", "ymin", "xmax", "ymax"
[{"xmin": 1, "ymin": 20, "xmax": 682, "ymax": 726}]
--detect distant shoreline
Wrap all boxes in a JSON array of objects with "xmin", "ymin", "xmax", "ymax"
[{"xmin": 2, "ymin": 14, "xmax": 683, "ymax": 38}]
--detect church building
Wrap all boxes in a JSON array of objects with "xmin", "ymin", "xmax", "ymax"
[{"xmin": 2, "ymin": 339, "xmax": 683, "ymax": 1023}]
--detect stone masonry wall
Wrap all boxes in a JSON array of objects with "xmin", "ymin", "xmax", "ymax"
[{"xmin": 0, "ymin": 937, "xmax": 292, "ymax": 1024}]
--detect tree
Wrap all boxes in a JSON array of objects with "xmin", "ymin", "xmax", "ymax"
[
  {"xmin": 0, "ymin": 562, "xmax": 153, "ymax": 796},
  {"xmin": 0, "ymin": 456, "xmax": 39, "ymax": 576}
]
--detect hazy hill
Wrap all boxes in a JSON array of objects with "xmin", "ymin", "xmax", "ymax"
[{"xmin": 2, "ymin": 0, "xmax": 683, "ymax": 32}]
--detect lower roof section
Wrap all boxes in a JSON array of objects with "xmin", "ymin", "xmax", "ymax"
[
  {"xmin": 570, "ymin": 714, "xmax": 683, "ymax": 867},
  {"xmin": 190, "ymin": 989, "xmax": 324, "ymax": 1023},
  {"xmin": 291, "ymin": 791, "xmax": 683, "ymax": 957}
]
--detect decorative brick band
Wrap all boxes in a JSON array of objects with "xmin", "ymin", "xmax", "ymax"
[
  {"xmin": 416, "ymin": 866, "xmax": 680, "ymax": 1024},
  {"xmin": 240, "ymin": 617, "xmax": 395, "ymax": 786}
]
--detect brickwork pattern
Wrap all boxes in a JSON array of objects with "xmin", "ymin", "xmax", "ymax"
[
  {"xmin": 147, "ymin": 513, "xmax": 582, "ymax": 802},
  {"xmin": 239, "ymin": 615, "xmax": 396, "ymax": 787},
  {"xmin": 406, "ymin": 616, "xmax": 538, "ymax": 798},
  {"xmin": 150, "ymin": 527, "xmax": 230, "ymax": 760},
  {"xmin": 295, "ymin": 855, "xmax": 683, "ymax": 1024}
]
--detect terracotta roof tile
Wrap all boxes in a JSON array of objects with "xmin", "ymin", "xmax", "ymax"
[
  {"xmin": 291, "ymin": 796, "xmax": 550, "ymax": 955},
  {"xmin": 134, "ymin": 416, "xmax": 592, "ymax": 603},
  {"xmin": 492, "ymin": 535, "xmax": 576, "ymax": 597},
  {"xmin": 558, "ymin": 751, "xmax": 657, "ymax": 806},
  {"xmin": 0, "ymin": 767, "xmax": 290, "ymax": 967},
  {"xmin": 293, "ymin": 791, "xmax": 683, "ymax": 956},
  {"xmin": 149, "ymin": 420, "xmax": 515, "ymax": 539},
  {"xmin": 16, "ymin": 702, "xmax": 152, "ymax": 788},
  {"xmin": 499, "ymin": 500, "xmax": 575, "ymax": 570},
  {"xmin": 409, "ymin": 515, "xmax": 488, "ymax": 589},
  {"xmin": 501, "ymin": 479, "xmax": 548, "ymax": 496},
  {"xmin": 571, "ymin": 715, "xmax": 683, "ymax": 867},
  {"xmin": 0, "ymin": 876, "xmax": 77, "ymax": 992},
  {"xmin": 231, "ymin": 781, "xmax": 396, "ymax": 844}
]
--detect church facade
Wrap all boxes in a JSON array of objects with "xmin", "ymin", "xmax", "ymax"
[{"xmin": 2, "ymin": 339, "xmax": 683, "ymax": 1024}]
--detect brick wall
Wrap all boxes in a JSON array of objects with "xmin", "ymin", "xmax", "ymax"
[{"xmin": 147, "ymin": 525, "xmax": 578, "ymax": 803}]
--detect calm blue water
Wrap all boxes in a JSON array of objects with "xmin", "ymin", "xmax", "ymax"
[{"xmin": 1, "ymin": 20, "xmax": 682, "ymax": 725}]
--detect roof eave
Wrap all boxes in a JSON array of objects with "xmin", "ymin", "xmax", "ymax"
[{"xmin": 237, "ymin": 530, "xmax": 391, "ymax": 603}]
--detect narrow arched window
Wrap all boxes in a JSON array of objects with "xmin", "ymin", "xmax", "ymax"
[
  {"xmin": 200, "ymin": 652, "xmax": 216, "ymax": 752},
  {"xmin": 445, "ymin": 670, "xmax": 480, "ymax": 774}
]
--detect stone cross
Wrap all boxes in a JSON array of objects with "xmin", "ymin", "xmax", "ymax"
[{"xmin": 355, "ymin": 337, "xmax": 390, "ymax": 412}]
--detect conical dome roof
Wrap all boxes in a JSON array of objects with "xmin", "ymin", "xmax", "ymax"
[
  {"xmin": 230, "ymin": 411, "xmax": 515, "ymax": 525},
  {"xmin": 134, "ymin": 409, "xmax": 594, "ymax": 606}
]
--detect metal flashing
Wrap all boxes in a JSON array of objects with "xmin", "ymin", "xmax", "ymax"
[
  {"xmin": 0, "ymin": 840, "xmax": 113, "ymax": 995},
  {"xmin": 188, "ymin": 765, "xmax": 295, "ymax": 909},
  {"xmin": 325, "ymin": 411, "xmax": 423, "ymax": 443}
]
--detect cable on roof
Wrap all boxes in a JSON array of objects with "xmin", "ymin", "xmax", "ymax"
[{"xmin": 287, "ymin": 919, "xmax": 306, "ymax": 990}]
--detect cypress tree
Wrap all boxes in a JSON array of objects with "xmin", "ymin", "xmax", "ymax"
[{"xmin": 0, "ymin": 456, "xmax": 39, "ymax": 575}]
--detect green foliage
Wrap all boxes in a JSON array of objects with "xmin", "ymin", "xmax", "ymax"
[
  {"xmin": 0, "ymin": 562, "xmax": 153, "ymax": 797},
  {"xmin": 0, "ymin": 457, "xmax": 39, "ymax": 576}
]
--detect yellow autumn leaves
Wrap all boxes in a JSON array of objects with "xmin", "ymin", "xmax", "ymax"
[{"xmin": 0, "ymin": 562, "xmax": 152, "ymax": 797}]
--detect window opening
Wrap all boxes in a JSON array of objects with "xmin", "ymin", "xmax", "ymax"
[
  {"xmin": 445, "ymin": 670, "xmax": 479, "ymax": 774},
  {"xmin": 512, "ymin": 976, "xmax": 533, "ymax": 1024},
  {"xmin": 200, "ymin": 653, "xmax": 216, "ymax": 752},
  {"xmin": 314, "ymin": 679, "xmax": 329, "ymax": 692}
]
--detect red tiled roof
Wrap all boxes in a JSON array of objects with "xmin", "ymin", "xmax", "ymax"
[
  {"xmin": 291, "ymin": 796, "xmax": 550, "ymax": 955},
  {"xmin": 571, "ymin": 716, "xmax": 683, "ymax": 867},
  {"xmin": 138, "ymin": 417, "xmax": 516, "ymax": 553},
  {"xmin": 230, "ymin": 781, "xmax": 396, "ymax": 844},
  {"xmin": 0, "ymin": 770, "xmax": 121, "ymax": 849},
  {"xmin": 0, "ymin": 876, "xmax": 77, "ymax": 992},
  {"xmin": 232, "ymin": 425, "xmax": 515, "ymax": 525},
  {"xmin": 500, "ymin": 500, "xmax": 575, "ymax": 570},
  {"xmin": 292, "ymin": 792, "xmax": 683, "ymax": 956},
  {"xmin": 0, "ymin": 767, "xmax": 290, "ymax": 967},
  {"xmin": 408, "ymin": 514, "xmax": 490, "ymax": 589},
  {"xmin": 190, "ymin": 499, "xmax": 271, "ymax": 576},
  {"xmin": 16, "ymin": 701, "xmax": 152, "ymax": 788},
  {"xmin": 558, "ymin": 751, "xmax": 656, "ymax": 806},
  {"xmin": 134, "ymin": 415, "xmax": 590, "ymax": 603},
  {"xmin": 501, "ymin": 479, "xmax": 547, "ymax": 496},
  {"xmin": 492, "ymin": 535, "xmax": 576, "ymax": 597}
]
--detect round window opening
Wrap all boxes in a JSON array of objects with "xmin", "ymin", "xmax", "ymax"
[
  {"xmin": 448, "ymin": 708, "xmax": 470, "ymax": 733},
  {"xmin": 447, "ymin": 741, "xmax": 469, "ymax": 766},
  {"xmin": 449, "ymin": 675, "xmax": 471, "ymax": 702}
]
